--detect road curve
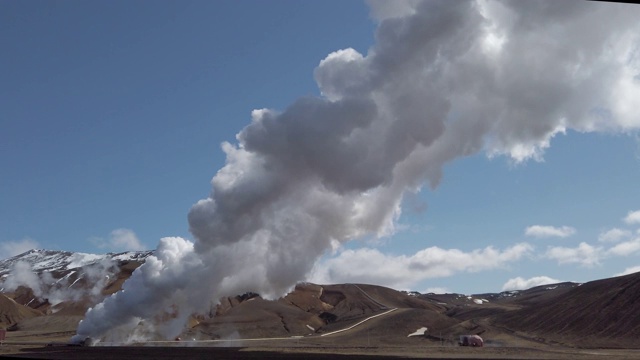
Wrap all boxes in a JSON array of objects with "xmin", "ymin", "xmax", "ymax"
[{"xmin": 97, "ymin": 284, "xmax": 400, "ymax": 346}]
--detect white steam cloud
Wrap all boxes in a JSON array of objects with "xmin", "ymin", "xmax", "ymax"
[
  {"xmin": 3, "ymin": 259, "xmax": 118, "ymax": 306},
  {"xmin": 73, "ymin": 0, "xmax": 640, "ymax": 343},
  {"xmin": 3, "ymin": 262, "xmax": 44, "ymax": 297}
]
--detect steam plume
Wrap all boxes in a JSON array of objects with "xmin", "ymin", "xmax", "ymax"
[
  {"xmin": 3, "ymin": 259, "xmax": 118, "ymax": 306},
  {"xmin": 73, "ymin": 0, "xmax": 640, "ymax": 343}
]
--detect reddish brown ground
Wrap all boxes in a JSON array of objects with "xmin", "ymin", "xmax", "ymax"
[{"xmin": 3, "ymin": 274, "xmax": 640, "ymax": 359}]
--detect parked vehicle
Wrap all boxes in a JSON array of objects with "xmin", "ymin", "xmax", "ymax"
[{"xmin": 459, "ymin": 335, "xmax": 483, "ymax": 347}]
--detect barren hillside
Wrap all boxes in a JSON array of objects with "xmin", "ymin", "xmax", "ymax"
[
  {"xmin": 1, "ymin": 250, "xmax": 640, "ymax": 351},
  {"xmin": 494, "ymin": 272, "xmax": 640, "ymax": 348}
]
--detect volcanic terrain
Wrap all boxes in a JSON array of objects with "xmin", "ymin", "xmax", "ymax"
[{"xmin": 0, "ymin": 250, "xmax": 639, "ymax": 359}]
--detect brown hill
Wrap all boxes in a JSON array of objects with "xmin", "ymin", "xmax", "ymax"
[
  {"xmin": 493, "ymin": 272, "xmax": 640, "ymax": 348},
  {"xmin": 1, "ymin": 257, "xmax": 146, "ymax": 317},
  {"xmin": 0, "ymin": 293, "xmax": 43, "ymax": 328},
  {"xmin": 192, "ymin": 282, "xmax": 450, "ymax": 341},
  {"xmin": 195, "ymin": 296, "xmax": 326, "ymax": 339},
  {"xmin": 4, "ymin": 249, "xmax": 640, "ymax": 349}
]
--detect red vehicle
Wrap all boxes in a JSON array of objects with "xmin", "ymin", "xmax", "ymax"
[{"xmin": 459, "ymin": 335, "xmax": 483, "ymax": 347}]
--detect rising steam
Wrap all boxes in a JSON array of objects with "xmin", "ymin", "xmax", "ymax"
[{"xmin": 73, "ymin": 0, "xmax": 640, "ymax": 343}]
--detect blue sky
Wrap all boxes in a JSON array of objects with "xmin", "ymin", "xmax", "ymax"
[
  {"xmin": 2, "ymin": 1, "xmax": 640, "ymax": 295},
  {"xmin": 1, "ymin": 0, "xmax": 373, "ymax": 249}
]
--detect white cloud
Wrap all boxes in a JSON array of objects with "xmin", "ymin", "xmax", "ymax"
[
  {"xmin": 606, "ymin": 237, "xmax": 640, "ymax": 257},
  {"xmin": 73, "ymin": 1, "xmax": 640, "ymax": 342},
  {"xmin": 525, "ymin": 225, "xmax": 576, "ymax": 238},
  {"xmin": 366, "ymin": 0, "xmax": 420, "ymax": 21},
  {"xmin": 501, "ymin": 276, "xmax": 562, "ymax": 291},
  {"xmin": 308, "ymin": 243, "xmax": 533, "ymax": 289},
  {"xmin": 423, "ymin": 287, "xmax": 450, "ymax": 294},
  {"xmin": 598, "ymin": 228, "xmax": 632, "ymax": 243},
  {"xmin": 0, "ymin": 238, "xmax": 40, "ymax": 260},
  {"xmin": 545, "ymin": 242, "xmax": 603, "ymax": 267},
  {"xmin": 3, "ymin": 261, "xmax": 44, "ymax": 297},
  {"xmin": 623, "ymin": 210, "xmax": 640, "ymax": 225},
  {"xmin": 615, "ymin": 266, "xmax": 640, "ymax": 277},
  {"xmin": 543, "ymin": 231, "xmax": 640, "ymax": 268},
  {"xmin": 91, "ymin": 229, "xmax": 146, "ymax": 252}
]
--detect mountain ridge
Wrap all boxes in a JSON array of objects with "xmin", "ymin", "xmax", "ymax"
[
  {"xmin": 0, "ymin": 249, "xmax": 154, "ymax": 275},
  {"xmin": 0, "ymin": 249, "xmax": 639, "ymax": 349}
]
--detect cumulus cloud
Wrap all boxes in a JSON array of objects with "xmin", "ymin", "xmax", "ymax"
[
  {"xmin": 606, "ymin": 237, "xmax": 640, "ymax": 257},
  {"xmin": 308, "ymin": 243, "xmax": 533, "ymax": 289},
  {"xmin": 424, "ymin": 287, "xmax": 450, "ymax": 294},
  {"xmin": 598, "ymin": 228, "xmax": 632, "ymax": 243},
  {"xmin": 545, "ymin": 242, "xmax": 603, "ymax": 267},
  {"xmin": 74, "ymin": 0, "xmax": 640, "ymax": 343},
  {"xmin": 91, "ymin": 229, "xmax": 146, "ymax": 252},
  {"xmin": 623, "ymin": 210, "xmax": 640, "ymax": 225},
  {"xmin": 0, "ymin": 238, "xmax": 40, "ymax": 260},
  {"xmin": 615, "ymin": 266, "xmax": 640, "ymax": 277},
  {"xmin": 525, "ymin": 225, "xmax": 576, "ymax": 238},
  {"xmin": 545, "ymin": 224, "xmax": 640, "ymax": 267},
  {"xmin": 501, "ymin": 276, "xmax": 562, "ymax": 291}
]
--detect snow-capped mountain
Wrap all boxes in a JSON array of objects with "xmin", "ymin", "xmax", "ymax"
[
  {"xmin": 0, "ymin": 249, "xmax": 154, "ymax": 326},
  {"xmin": 0, "ymin": 249, "xmax": 155, "ymax": 314},
  {"xmin": 0, "ymin": 249, "xmax": 154, "ymax": 276}
]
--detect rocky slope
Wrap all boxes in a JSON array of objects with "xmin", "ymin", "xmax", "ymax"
[
  {"xmin": 493, "ymin": 272, "xmax": 640, "ymax": 347},
  {"xmin": 1, "ymin": 249, "xmax": 639, "ymax": 348},
  {"xmin": 0, "ymin": 249, "xmax": 152, "ymax": 322}
]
